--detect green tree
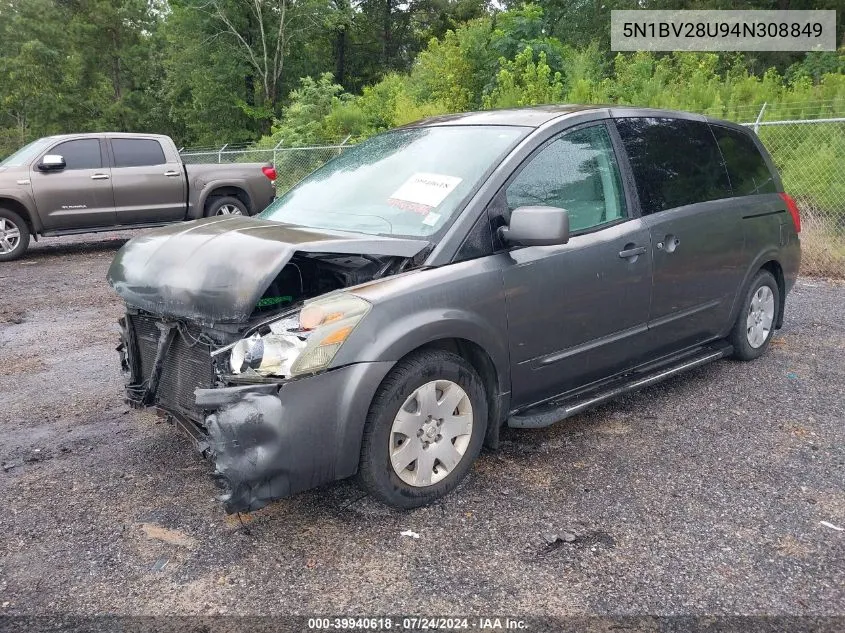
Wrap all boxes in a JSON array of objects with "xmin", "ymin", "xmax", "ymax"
[
  {"xmin": 483, "ymin": 46, "xmax": 564, "ymax": 108},
  {"xmin": 0, "ymin": 0, "xmax": 76, "ymax": 153}
]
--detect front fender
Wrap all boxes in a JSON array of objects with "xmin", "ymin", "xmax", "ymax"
[
  {"xmin": 332, "ymin": 257, "xmax": 512, "ymax": 397},
  {"xmin": 0, "ymin": 189, "xmax": 41, "ymax": 233}
]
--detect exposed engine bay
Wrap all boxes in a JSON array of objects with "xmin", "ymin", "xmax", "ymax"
[
  {"xmin": 252, "ymin": 252, "xmax": 407, "ymax": 316},
  {"xmin": 116, "ymin": 249, "xmax": 419, "ymax": 423}
]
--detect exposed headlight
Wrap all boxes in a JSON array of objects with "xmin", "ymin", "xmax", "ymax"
[{"xmin": 229, "ymin": 294, "xmax": 371, "ymax": 378}]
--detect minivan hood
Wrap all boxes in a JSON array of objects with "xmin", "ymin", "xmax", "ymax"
[{"xmin": 107, "ymin": 216, "xmax": 429, "ymax": 324}]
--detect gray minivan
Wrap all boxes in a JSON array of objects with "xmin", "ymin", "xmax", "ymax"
[{"xmin": 108, "ymin": 106, "xmax": 801, "ymax": 513}]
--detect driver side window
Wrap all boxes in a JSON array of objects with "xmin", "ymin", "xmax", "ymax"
[
  {"xmin": 47, "ymin": 139, "xmax": 102, "ymax": 170},
  {"xmin": 506, "ymin": 124, "xmax": 627, "ymax": 233}
]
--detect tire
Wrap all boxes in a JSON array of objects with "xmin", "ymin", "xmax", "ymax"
[
  {"xmin": 0, "ymin": 208, "xmax": 31, "ymax": 262},
  {"xmin": 204, "ymin": 195, "xmax": 249, "ymax": 217},
  {"xmin": 730, "ymin": 270, "xmax": 780, "ymax": 361},
  {"xmin": 358, "ymin": 349, "xmax": 488, "ymax": 509}
]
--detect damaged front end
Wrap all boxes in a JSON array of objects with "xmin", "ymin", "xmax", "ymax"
[{"xmin": 110, "ymin": 217, "xmax": 427, "ymax": 512}]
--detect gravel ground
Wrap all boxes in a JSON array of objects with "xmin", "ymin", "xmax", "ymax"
[{"xmin": 0, "ymin": 232, "xmax": 843, "ymax": 616}]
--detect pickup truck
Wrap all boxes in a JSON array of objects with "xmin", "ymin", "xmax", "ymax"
[{"xmin": 0, "ymin": 132, "xmax": 276, "ymax": 260}]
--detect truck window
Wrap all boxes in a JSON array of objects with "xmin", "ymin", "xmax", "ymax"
[
  {"xmin": 50, "ymin": 139, "xmax": 102, "ymax": 170},
  {"xmin": 615, "ymin": 117, "xmax": 731, "ymax": 215},
  {"xmin": 111, "ymin": 139, "xmax": 166, "ymax": 168},
  {"xmin": 711, "ymin": 125, "xmax": 777, "ymax": 196}
]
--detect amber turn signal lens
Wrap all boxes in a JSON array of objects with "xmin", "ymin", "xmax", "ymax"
[{"xmin": 319, "ymin": 325, "xmax": 354, "ymax": 346}]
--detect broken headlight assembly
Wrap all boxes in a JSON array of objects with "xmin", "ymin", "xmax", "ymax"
[{"xmin": 226, "ymin": 294, "xmax": 371, "ymax": 379}]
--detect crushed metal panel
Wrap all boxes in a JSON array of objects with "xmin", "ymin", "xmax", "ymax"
[{"xmin": 107, "ymin": 215, "xmax": 428, "ymax": 325}]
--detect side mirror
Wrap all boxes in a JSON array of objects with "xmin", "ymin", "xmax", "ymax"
[
  {"xmin": 499, "ymin": 205, "xmax": 570, "ymax": 247},
  {"xmin": 38, "ymin": 154, "xmax": 66, "ymax": 171}
]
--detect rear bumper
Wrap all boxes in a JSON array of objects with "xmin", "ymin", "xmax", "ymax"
[{"xmin": 194, "ymin": 361, "xmax": 394, "ymax": 513}]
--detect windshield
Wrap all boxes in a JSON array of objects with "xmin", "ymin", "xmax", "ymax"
[
  {"xmin": 0, "ymin": 137, "xmax": 55, "ymax": 167},
  {"xmin": 259, "ymin": 125, "xmax": 527, "ymax": 237}
]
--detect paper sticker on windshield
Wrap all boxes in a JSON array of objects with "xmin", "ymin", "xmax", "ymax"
[
  {"xmin": 388, "ymin": 173, "xmax": 462, "ymax": 214},
  {"xmin": 422, "ymin": 212, "xmax": 441, "ymax": 226}
]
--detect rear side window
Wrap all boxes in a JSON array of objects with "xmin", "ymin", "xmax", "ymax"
[
  {"xmin": 50, "ymin": 139, "xmax": 102, "ymax": 170},
  {"xmin": 111, "ymin": 139, "xmax": 166, "ymax": 168},
  {"xmin": 616, "ymin": 117, "xmax": 731, "ymax": 215},
  {"xmin": 711, "ymin": 125, "xmax": 777, "ymax": 196}
]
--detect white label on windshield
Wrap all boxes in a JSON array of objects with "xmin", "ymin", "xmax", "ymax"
[
  {"xmin": 388, "ymin": 172, "xmax": 462, "ymax": 214},
  {"xmin": 422, "ymin": 212, "xmax": 441, "ymax": 226}
]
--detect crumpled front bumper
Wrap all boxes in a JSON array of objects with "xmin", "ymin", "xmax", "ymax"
[{"xmin": 193, "ymin": 361, "xmax": 394, "ymax": 513}]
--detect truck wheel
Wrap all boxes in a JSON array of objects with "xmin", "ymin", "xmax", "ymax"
[
  {"xmin": 205, "ymin": 196, "xmax": 248, "ymax": 217},
  {"xmin": 0, "ymin": 209, "xmax": 30, "ymax": 262},
  {"xmin": 358, "ymin": 349, "xmax": 488, "ymax": 509},
  {"xmin": 730, "ymin": 270, "xmax": 780, "ymax": 361}
]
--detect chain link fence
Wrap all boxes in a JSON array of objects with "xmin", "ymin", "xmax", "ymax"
[
  {"xmin": 181, "ymin": 117, "xmax": 845, "ymax": 277},
  {"xmin": 179, "ymin": 142, "xmax": 352, "ymax": 196},
  {"xmin": 743, "ymin": 118, "xmax": 845, "ymax": 277}
]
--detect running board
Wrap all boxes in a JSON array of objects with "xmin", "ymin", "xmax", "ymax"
[
  {"xmin": 40, "ymin": 222, "xmax": 172, "ymax": 237},
  {"xmin": 507, "ymin": 342, "xmax": 733, "ymax": 429}
]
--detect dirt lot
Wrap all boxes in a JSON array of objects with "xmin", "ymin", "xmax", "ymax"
[{"xmin": 0, "ymin": 232, "xmax": 843, "ymax": 616}]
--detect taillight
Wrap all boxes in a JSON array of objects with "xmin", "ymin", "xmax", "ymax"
[
  {"xmin": 262, "ymin": 166, "xmax": 277, "ymax": 181},
  {"xmin": 779, "ymin": 192, "xmax": 801, "ymax": 233}
]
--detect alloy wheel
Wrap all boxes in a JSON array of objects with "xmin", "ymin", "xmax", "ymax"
[
  {"xmin": 746, "ymin": 285, "xmax": 775, "ymax": 348},
  {"xmin": 216, "ymin": 204, "xmax": 243, "ymax": 215},
  {"xmin": 0, "ymin": 217, "xmax": 21, "ymax": 254}
]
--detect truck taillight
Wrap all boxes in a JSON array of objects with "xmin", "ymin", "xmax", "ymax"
[
  {"xmin": 262, "ymin": 166, "xmax": 277, "ymax": 181},
  {"xmin": 779, "ymin": 192, "xmax": 801, "ymax": 233}
]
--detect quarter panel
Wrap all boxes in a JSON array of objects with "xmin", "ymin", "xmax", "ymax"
[
  {"xmin": 188, "ymin": 166, "xmax": 273, "ymax": 218},
  {"xmin": 721, "ymin": 192, "xmax": 799, "ymax": 335}
]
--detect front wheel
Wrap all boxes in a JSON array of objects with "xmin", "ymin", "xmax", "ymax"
[
  {"xmin": 358, "ymin": 349, "xmax": 488, "ymax": 509},
  {"xmin": 0, "ymin": 208, "xmax": 31, "ymax": 262},
  {"xmin": 730, "ymin": 270, "xmax": 780, "ymax": 361}
]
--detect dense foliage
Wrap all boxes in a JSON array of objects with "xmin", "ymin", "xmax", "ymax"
[{"xmin": 1, "ymin": 0, "xmax": 843, "ymax": 157}]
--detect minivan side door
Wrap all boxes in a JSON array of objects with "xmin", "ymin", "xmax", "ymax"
[
  {"xmin": 31, "ymin": 138, "xmax": 115, "ymax": 230},
  {"xmin": 499, "ymin": 122, "xmax": 653, "ymax": 409},
  {"xmin": 614, "ymin": 117, "xmax": 745, "ymax": 356},
  {"xmin": 108, "ymin": 137, "xmax": 186, "ymax": 225}
]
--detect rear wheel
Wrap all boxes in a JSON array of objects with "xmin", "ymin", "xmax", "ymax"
[
  {"xmin": 730, "ymin": 270, "xmax": 779, "ymax": 361},
  {"xmin": 204, "ymin": 196, "xmax": 248, "ymax": 217},
  {"xmin": 0, "ymin": 209, "xmax": 30, "ymax": 262},
  {"xmin": 358, "ymin": 349, "xmax": 487, "ymax": 509}
]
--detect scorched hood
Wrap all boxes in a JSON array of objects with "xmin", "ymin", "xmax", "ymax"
[{"xmin": 107, "ymin": 216, "xmax": 429, "ymax": 324}]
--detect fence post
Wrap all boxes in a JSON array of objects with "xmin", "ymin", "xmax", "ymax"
[
  {"xmin": 754, "ymin": 103, "xmax": 767, "ymax": 134},
  {"xmin": 217, "ymin": 143, "xmax": 228, "ymax": 164},
  {"xmin": 337, "ymin": 135, "xmax": 352, "ymax": 157},
  {"xmin": 272, "ymin": 139, "xmax": 284, "ymax": 167}
]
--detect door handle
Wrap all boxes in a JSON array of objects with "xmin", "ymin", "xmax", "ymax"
[
  {"xmin": 163, "ymin": 170, "xmax": 180, "ymax": 177},
  {"xmin": 90, "ymin": 173, "xmax": 110, "ymax": 180},
  {"xmin": 618, "ymin": 246, "xmax": 646, "ymax": 259}
]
